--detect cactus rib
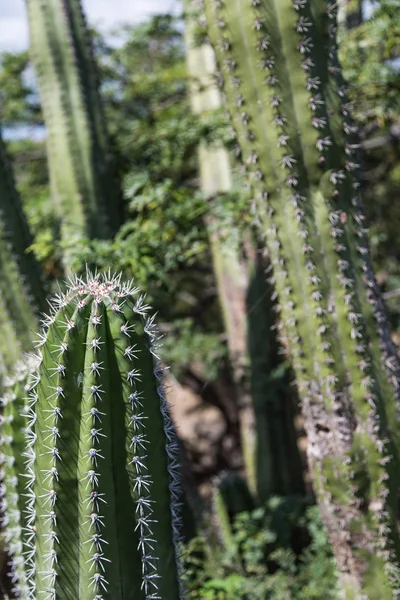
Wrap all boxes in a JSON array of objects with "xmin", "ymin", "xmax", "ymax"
[{"xmin": 24, "ymin": 272, "xmax": 183, "ymax": 599}]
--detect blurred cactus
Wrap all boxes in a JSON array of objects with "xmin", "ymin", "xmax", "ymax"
[
  {"xmin": 0, "ymin": 355, "xmax": 38, "ymax": 597},
  {"xmin": 184, "ymin": 0, "xmax": 257, "ymax": 495},
  {"xmin": 24, "ymin": 272, "xmax": 183, "ymax": 599},
  {"xmin": 26, "ymin": 0, "xmax": 124, "ymax": 270},
  {"xmin": 215, "ymin": 471, "xmax": 255, "ymax": 521},
  {"xmin": 184, "ymin": 1, "xmax": 304, "ymax": 505},
  {"xmin": 211, "ymin": 472, "xmax": 253, "ymax": 568},
  {"xmin": 202, "ymin": 0, "xmax": 400, "ymax": 596},
  {"xmin": 0, "ymin": 130, "xmax": 46, "ymax": 375},
  {"xmin": 246, "ymin": 254, "xmax": 305, "ymax": 501},
  {"xmin": 212, "ymin": 485, "xmax": 239, "ymax": 564}
]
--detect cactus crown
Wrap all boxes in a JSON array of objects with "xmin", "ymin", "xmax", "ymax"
[{"xmin": 24, "ymin": 272, "xmax": 183, "ymax": 600}]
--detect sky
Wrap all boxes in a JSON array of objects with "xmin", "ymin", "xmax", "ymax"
[
  {"xmin": 0, "ymin": 0, "xmax": 179, "ymax": 53},
  {"xmin": 1, "ymin": 0, "xmax": 375, "ymax": 54}
]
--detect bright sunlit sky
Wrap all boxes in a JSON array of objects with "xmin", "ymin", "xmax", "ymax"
[
  {"xmin": 0, "ymin": 0, "xmax": 375, "ymax": 54},
  {"xmin": 0, "ymin": 0, "xmax": 180, "ymax": 53}
]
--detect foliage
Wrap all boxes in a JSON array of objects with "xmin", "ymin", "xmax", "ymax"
[
  {"xmin": 9, "ymin": 138, "xmax": 62, "ymax": 275},
  {"xmin": 340, "ymin": 0, "xmax": 400, "ymax": 321},
  {"xmin": 71, "ymin": 178, "xmax": 208, "ymax": 285},
  {"xmin": 340, "ymin": 0, "xmax": 400, "ymax": 125},
  {"xmin": 183, "ymin": 499, "xmax": 338, "ymax": 600},
  {"xmin": 161, "ymin": 318, "xmax": 228, "ymax": 381},
  {"xmin": 1, "ymin": 14, "xmax": 245, "ymax": 301},
  {"xmin": 0, "ymin": 52, "xmax": 40, "ymax": 125},
  {"xmin": 2, "ymin": 16, "xmax": 234, "ymax": 391}
]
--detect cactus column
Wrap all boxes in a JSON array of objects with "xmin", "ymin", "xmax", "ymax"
[
  {"xmin": 24, "ymin": 273, "xmax": 182, "ymax": 599},
  {"xmin": 184, "ymin": 1, "xmax": 304, "ymax": 502},
  {"xmin": 203, "ymin": 0, "xmax": 400, "ymax": 596},
  {"xmin": 0, "ymin": 356, "xmax": 39, "ymax": 597},
  {"xmin": 26, "ymin": 0, "xmax": 124, "ymax": 270},
  {"xmin": 0, "ymin": 130, "xmax": 46, "ymax": 375},
  {"xmin": 184, "ymin": 5, "xmax": 256, "ymax": 494}
]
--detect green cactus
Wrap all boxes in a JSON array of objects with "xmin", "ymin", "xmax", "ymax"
[
  {"xmin": 246, "ymin": 254, "xmax": 305, "ymax": 501},
  {"xmin": 0, "ymin": 130, "xmax": 46, "ymax": 374},
  {"xmin": 184, "ymin": 1, "xmax": 256, "ymax": 495},
  {"xmin": 24, "ymin": 272, "xmax": 182, "ymax": 599},
  {"xmin": 210, "ymin": 472, "xmax": 252, "ymax": 568},
  {"xmin": 26, "ymin": 0, "xmax": 124, "ymax": 270},
  {"xmin": 0, "ymin": 355, "xmax": 39, "ymax": 597},
  {"xmin": 184, "ymin": 1, "xmax": 304, "ymax": 504},
  {"xmin": 202, "ymin": 0, "xmax": 400, "ymax": 596}
]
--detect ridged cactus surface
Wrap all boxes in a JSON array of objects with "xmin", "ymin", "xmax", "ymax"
[
  {"xmin": 203, "ymin": 0, "xmax": 400, "ymax": 596},
  {"xmin": 0, "ymin": 356, "xmax": 38, "ymax": 598},
  {"xmin": 184, "ymin": 1, "xmax": 304, "ymax": 503},
  {"xmin": 24, "ymin": 273, "xmax": 182, "ymax": 600},
  {"xmin": 0, "ymin": 130, "xmax": 46, "ymax": 374},
  {"xmin": 26, "ymin": 0, "xmax": 124, "ymax": 269}
]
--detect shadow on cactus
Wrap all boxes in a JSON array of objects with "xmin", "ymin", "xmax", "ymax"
[{"xmin": 23, "ymin": 272, "xmax": 183, "ymax": 599}]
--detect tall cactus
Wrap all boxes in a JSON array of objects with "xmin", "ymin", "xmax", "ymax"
[
  {"xmin": 211, "ymin": 472, "xmax": 253, "ymax": 566},
  {"xmin": 0, "ymin": 355, "xmax": 39, "ymax": 597},
  {"xmin": 184, "ymin": 4, "xmax": 256, "ymax": 493},
  {"xmin": 0, "ymin": 129, "xmax": 46, "ymax": 374},
  {"xmin": 26, "ymin": 0, "xmax": 124, "ymax": 270},
  {"xmin": 184, "ymin": 1, "xmax": 304, "ymax": 503},
  {"xmin": 24, "ymin": 272, "xmax": 182, "ymax": 599},
  {"xmin": 202, "ymin": 0, "xmax": 400, "ymax": 596}
]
